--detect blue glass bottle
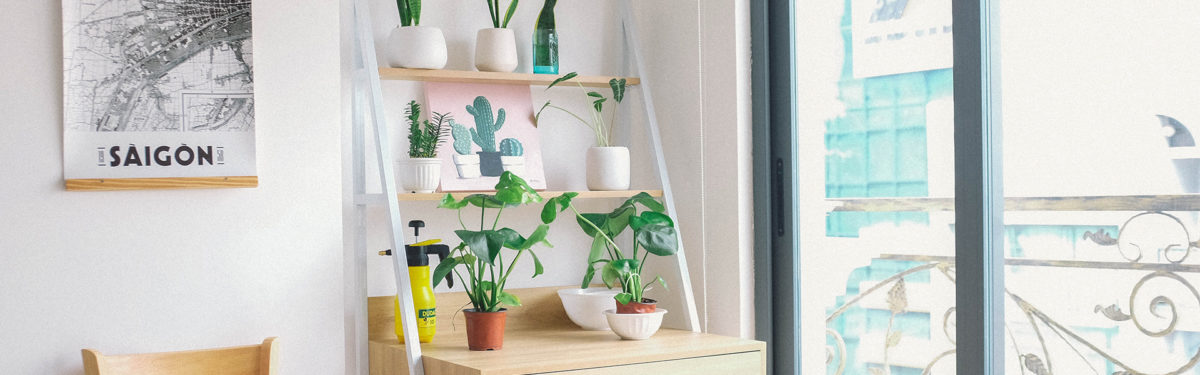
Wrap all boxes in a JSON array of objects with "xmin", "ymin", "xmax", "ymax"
[{"xmin": 533, "ymin": 0, "xmax": 558, "ymax": 74}]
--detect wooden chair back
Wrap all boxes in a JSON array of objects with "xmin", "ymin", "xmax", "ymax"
[{"xmin": 82, "ymin": 337, "xmax": 278, "ymax": 375}]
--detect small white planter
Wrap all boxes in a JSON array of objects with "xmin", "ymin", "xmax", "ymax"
[
  {"xmin": 603, "ymin": 308, "xmax": 667, "ymax": 340},
  {"xmin": 474, "ymin": 28, "xmax": 518, "ymax": 72},
  {"xmin": 558, "ymin": 288, "xmax": 619, "ymax": 330},
  {"xmin": 586, "ymin": 146, "xmax": 631, "ymax": 191},
  {"xmin": 453, "ymin": 153, "xmax": 481, "ymax": 179},
  {"xmin": 399, "ymin": 158, "xmax": 442, "ymax": 193},
  {"xmin": 501, "ymin": 156, "xmax": 526, "ymax": 176},
  {"xmin": 386, "ymin": 26, "xmax": 448, "ymax": 69}
]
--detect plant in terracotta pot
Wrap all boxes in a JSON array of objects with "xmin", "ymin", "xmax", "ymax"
[
  {"xmin": 431, "ymin": 171, "xmax": 551, "ymax": 351},
  {"xmin": 536, "ymin": 72, "xmax": 631, "ymax": 191},
  {"xmin": 541, "ymin": 192, "xmax": 678, "ymax": 339},
  {"xmin": 387, "ymin": 0, "xmax": 448, "ymax": 69},
  {"xmin": 476, "ymin": 0, "xmax": 520, "ymax": 72},
  {"xmin": 400, "ymin": 100, "xmax": 450, "ymax": 193}
]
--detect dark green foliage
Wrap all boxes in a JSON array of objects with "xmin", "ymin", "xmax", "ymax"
[{"xmin": 405, "ymin": 100, "xmax": 449, "ymax": 158}]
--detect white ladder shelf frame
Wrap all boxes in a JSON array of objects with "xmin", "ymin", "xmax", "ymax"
[{"xmin": 348, "ymin": 1, "xmax": 700, "ymax": 374}]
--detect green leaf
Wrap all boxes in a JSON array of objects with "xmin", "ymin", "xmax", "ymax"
[
  {"xmin": 408, "ymin": 0, "xmax": 421, "ymax": 25},
  {"xmin": 610, "ymin": 258, "xmax": 639, "ymax": 275},
  {"xmin": 431, "ymin": 256, "xmax": 459, "ymax": 288},
  {"xmin": 630, "ymin": 211, "xmax": 674, "ymax": 231},
  {"xmin": 577, "ymin": 213, "xmax": 608, "ymax": 238},
  {"xmin": 498, "ymin": 291, "xmax": 522, "ymax": 306},
  {"xmin": 587, "ymin": 91, "xmax": 604, "ymax": 98},
  {"xmin": 437, "ymin": 194, "xmax": 470, "ymax": 209},
  {"xmin": 605, "ymin": 205, "xmax": 635, "ymax": 237},
  {"xmin": 601, "ymin": 262, "xmax": 620, "ymax": 288},
  {"xmin": 495, "ymin": 228, "xmax": 525, "ymax": 249},
  {"xmin": 462, "ymin": 194, "xmax": 505, "ymax": 208},
  {"xmin": 456, "ymin": 230, "xmax": 506, "ymax": 263},
  {"xmin": 588, "ymin": 234, "xmax": 607, "ymax": 263},
  {"xmin": 580, "ymin": 265, "xmax": 597, "ymax": 289},
  {"xmin": 592, "ymin": 98, "xmax": 606, "ymax": 113},
  {"xmin": 527, "ymin": 250, "xmax": 544, "ymax": 278},
  {"xmin": 494, "ymin": 171, "xmax": 543, "ymax": 206},
  {"xmin": 610, "ymin": 78, "xmax": 627, "ymax": 103},
  {"xmin": 614, "ymin": 292, "xmax": 634, "ymax": 305},
  {"xmin": 635, "ymin": 224, "xmax": 679, "ymax": 256},
  {"xmin": 501, "ymin": 0, "xmax": 519, "ymax": 28},
  {"xmin": 541, "ymin": 193, "xmax": 580, "ymax": 224},
  {"xmin": 518, "ymin": 224, "xmax": 552, "ymax": 250},
  {"xmin": 624, "ymin": 192, "xmax": 666, "ymax": 213},
  {"xmin": 546, "ymin": 72, "xmax": 578, "ymax": 90}
]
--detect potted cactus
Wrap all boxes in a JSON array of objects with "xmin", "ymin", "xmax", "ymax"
[
  {"xmin": 475, "ymin": 0, "xmax": 520, "ymax": 72},
  {"xmin": 399, "ymin": 100, "xmax": 449, "ymax": 193},
  {"xmin": 499, "ymin": 138, "xmax": 525, "ymax": 175},
  {"xmin": 450, "ymin": 121, "xmax": 481, "ymax": 179},
  {"xmin": 465, "ymin": 96, "xmax": 507, "ymax": 177},
  {"xmin": 386, "ymin": 0, "xmax": 448, "ymax": 69},
  {"xmin": 537, "ymin": 73, "xmax": 631, "ymax": 190}
]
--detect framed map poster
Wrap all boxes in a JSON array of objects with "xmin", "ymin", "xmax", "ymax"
[{"xmin": 62, "ymin": 0, "xmax": 257, "ymax": 191}]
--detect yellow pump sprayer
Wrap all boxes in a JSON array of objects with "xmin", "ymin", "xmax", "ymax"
[{"xmin": 380, "ymin": 220, "xmax": 451, "ymax": 344}]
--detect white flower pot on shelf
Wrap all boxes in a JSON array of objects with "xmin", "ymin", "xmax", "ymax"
[
  {"xmin": 386, "ymin": 26, "xmax": 448, "ymax": 69},
  {"xmin": 586, "ymin": 146, "xmax": 631, "ymax": 191},
  {"xmin": 453, "ymin": 153, "xmax": 481, "ymax": 179},
  {"xmin": 558, "ymin": 288, "xmax": 619, "ymax": 331},
  {"xmin": 603, "ymin": 308, "xmax": 667, "ymax": 340},
  {"xmin": 501, "ymin": 156, "xmax": 526, "ymax": 176},
  {"xmin": 398, "ymin": 158, "xmax": 442, "ymax": 193},
  {"xmin": 474, "ymin": 28, "xmax": 518, "ymax": 72}
]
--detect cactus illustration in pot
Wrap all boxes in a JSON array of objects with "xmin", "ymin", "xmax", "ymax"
[
  {"xmin": 450, "ymin": 120, "xmax": 481, "ymax": 179},
  {"xmin": 499, "ymin": 138, "xmax": 526, "ymax": 175},
  {"xmin": 466, "ymin": 96, "xmax": 506, "ymax": 177}
]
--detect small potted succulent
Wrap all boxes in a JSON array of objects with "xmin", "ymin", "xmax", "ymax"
[
  {"xmin": 450, "ymin": 121, "xmax": 481, "ymax": 179},
  {"xmin": 475, "ymin": 0, "xmax": 520, "ymax": 72},
  {"xmin": 386, "ymin": 0, "xmax": 448, "ymax": 69},
  {"xmin": 431, "ymin": 172, "xmax": 551, "ymax": 351},
  {"xmin": 537, "ymin": 73, "xmax": 630, "ymax": 191},
  {"xmin": 541, "ymin": 192, "xmax": 678, "ymax": 339},
  {"xmin": 399, "ymin": 100, "xmax": 449, "ymax": 193}
]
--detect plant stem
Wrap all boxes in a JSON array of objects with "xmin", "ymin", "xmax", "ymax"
[
  {"xmin": 457, "ymin": 209, "xmax": 467, "ymax": 230},
  {"xmin": 569, "ymin": 205, "xmax": 621, "ymax": 252},
  {"xmin": 491, "ymin": 207, "xmax": 504, "ymax": 230}
]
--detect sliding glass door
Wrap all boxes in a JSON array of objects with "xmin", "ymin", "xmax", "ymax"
[{"xmin": 758, "ymin": 0, "xmax": 1200, "ymax": 374}]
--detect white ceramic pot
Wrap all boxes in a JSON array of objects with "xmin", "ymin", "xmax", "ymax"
[
  {"xmin": 558, "ymin": 288, "xmax": 620, "ymax": 330},
  {"xmin": 474, "ymin": 28, "xmax": 518, "ymax": 72},
  {"xmin": 387, "ymin": 26, "xmax": 448, "ymax": 69},
  {"xmin": 603, "ymin": 308, "xmax": 667, "ymax": 340},
  {"xmin": 501, "ymin": 156, "xmax": 526, "ymax": 176},
  {"xmin": 453, "ymin": 153, "xmax": 481, "ymax": 179},
  {"xmin": 586, "ymin": 146, "xmax": 631, "ymax": 191},
  {"xmin": 399, "ymin": 158, "xmax": 442, "ymax": 193}
]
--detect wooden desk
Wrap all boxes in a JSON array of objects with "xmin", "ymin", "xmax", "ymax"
[{"xmin": 368, "ymin": 286, "xmax": 766, "ymax": 375}]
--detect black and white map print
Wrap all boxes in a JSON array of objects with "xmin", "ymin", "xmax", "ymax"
[{"xmin": 63, "ymin": 0, "xmax": 257, "ymax": 180}]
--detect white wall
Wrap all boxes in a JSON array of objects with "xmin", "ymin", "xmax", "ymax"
[
  {"xmin": 0, "ymin": 1, "xmax": 345, "ymax": 374},
  {"xmin": 349, "ymin": 0, "xmax": 755, "ymax": 339}
]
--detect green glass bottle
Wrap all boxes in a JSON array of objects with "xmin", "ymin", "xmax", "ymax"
[{"xmin": 533, "ymin": 0, "xmax": 558, "ymax": 74}]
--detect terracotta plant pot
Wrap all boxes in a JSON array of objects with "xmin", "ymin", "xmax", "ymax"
[
  {"xmin": 464, "ymin": 308, "xmax": 507, "ymax": 351},
  {"xmin": 615, "ymin": 298, "xmax": 658, "ymax": 314}
]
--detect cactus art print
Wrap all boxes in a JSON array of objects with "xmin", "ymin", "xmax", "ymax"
[{"xmin": 424, "ymin": 83, "xmax": 547, "ymax": 191}]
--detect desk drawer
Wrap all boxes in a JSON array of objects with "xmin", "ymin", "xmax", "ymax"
[{"xmin": 535, "ymin": 351, "xmax": 763, "ymax": 375}]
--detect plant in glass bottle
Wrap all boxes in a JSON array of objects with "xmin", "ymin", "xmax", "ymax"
[{"xmin": 533, "ymin": 0, "xmax": 558, "ymax": 74}]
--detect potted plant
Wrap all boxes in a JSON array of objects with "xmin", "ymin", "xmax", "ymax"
[
  {"xmin": 537, "ymin": 72, "xmax": 631, "ymax": 191},
  {"xmin": 431, "ymin": 172, "xmax": 551, "ymax": 351},
  {"xmin": 386, "ymin": 0, "xmax": 448, "ymax": 69},
  {"xmin": 475, "ymin": 0, "xmax": 520, "ymax": 72},
  {"xmin": 499, "ymin": 138, "xmax": 526, "ymax": 175},
  {"xmin": 450, "ymin": 120, "xmax": 481, "ymax": 179},
  {"xmin": 465, "ymin": 96, "xmax": 510, "ymax": 177},
  {"xmin": 399, "ymin": 100, "xmax": 450, "ymax": 193},
  {"xmin": 541, "ymin": 192, "xmax": 678, "ymax": 339}
]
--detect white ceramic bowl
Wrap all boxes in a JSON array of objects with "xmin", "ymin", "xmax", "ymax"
[
  {"xmin": 558, "ymin": 288, "xmax": 619, "ymax": 330},
  {"xmin": 603, "ymin": 308, "xmax": 668, "ymax": 340}
]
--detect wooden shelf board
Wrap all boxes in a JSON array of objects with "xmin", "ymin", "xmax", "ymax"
[
  {"xmin": 65, "ymin": 176, "xmax": 258, "ymax": 191},
  {"xmin": 378, "ymin": 68, "xmax": 640, "ymax": 88},
  {"xmin": 397, "ymin": 190, "xmax": 662, "ymax": 202}
]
